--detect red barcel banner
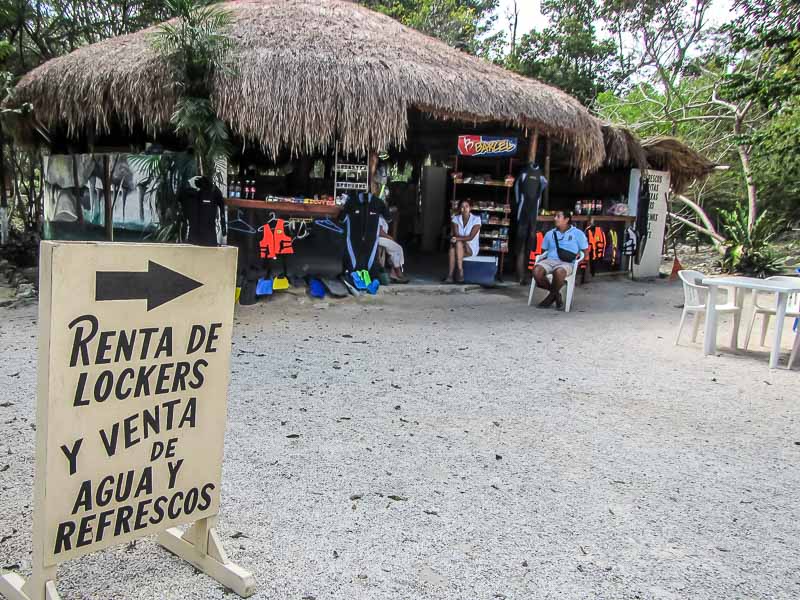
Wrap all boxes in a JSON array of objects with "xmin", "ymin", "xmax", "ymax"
[{"xmin": 457, "ymin": 135, "xmax": 518, "ymax": 157}]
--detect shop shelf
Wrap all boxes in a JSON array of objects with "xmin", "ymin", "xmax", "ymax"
[
  {"xmin": 454, "ymin": 178, "xmax": 514, "ymax": 188},
  {"xmin": 225, "ymin": 198, "xmax": 341, "ymax": 217}
]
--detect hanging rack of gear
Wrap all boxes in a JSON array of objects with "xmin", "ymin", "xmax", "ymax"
[{"xmin": 223, "ymin": 140, "xmax": 395, "ymax": 304}]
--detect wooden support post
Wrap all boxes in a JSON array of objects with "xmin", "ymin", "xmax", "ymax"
[
  {"xmin": 543, "ymin": 137, "xmax": 551, "ymax": 209},
  {"xmin": 157, "ymin": 518, "xmax": 256, "ymax": 598},
  {"xmin": 528, "ymin": 129, "xmax": 539, "ymax": 163},
  {"xmin": 103, "ymin": 155, "xmax": 113, "ymax": 241},
  {"xmin": 0, "ymin": 566, "xmax": 62, "ymax": 600},
  {"xmin": 368, "ymin": 150, "xmax": 379, "ymax": 195}
]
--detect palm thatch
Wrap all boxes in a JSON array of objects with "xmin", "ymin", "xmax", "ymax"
[
  {"xmin": 642, "ymin": 136, "xmax": 717, "ymax": 194},
  {"xmin": 7, "ymin": 0, "xmax": 605, "ymax": 174},
  {"xmin": 602, "ymin": 124, "xmax": 647, "ymax": 170},
  {"xmin": 601, "ymin": 125, "xmax": 716, "ymax": 193}
]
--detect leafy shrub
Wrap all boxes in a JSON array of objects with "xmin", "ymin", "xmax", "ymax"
[{"xmin": 719, "ymin": 204, "xmax": 785, "ymax": 277}]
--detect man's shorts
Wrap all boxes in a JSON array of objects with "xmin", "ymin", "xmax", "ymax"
[{"xmin": 537, "ymin": 258, "xmax": 574, "ymax": 276}]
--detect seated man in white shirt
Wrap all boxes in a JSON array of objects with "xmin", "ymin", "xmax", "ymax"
[
  {"xmin": 378, "ymin": 216, "xmax": 409, "ymax": 283},
  {"xmin": 444, "ymin": 199, "xmax": 482, "ymax": 283}
]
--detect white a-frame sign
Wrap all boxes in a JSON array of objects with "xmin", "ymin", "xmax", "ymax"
[{"xmin": 0, "ymin": 242, "xmax": 255, "ymax": 600}]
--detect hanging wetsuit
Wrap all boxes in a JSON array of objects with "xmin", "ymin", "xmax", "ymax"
[
  {"xmin": 341, "ymin": 192, "xmax": 390, "ymax": 273},
  {"xmin": 180, "ymin": 176, "xmax": 227, "ymax": 246},
  {"xmin": 513, "ymin": 163, "xmax": 548, "ymax": 252},
  {"xmin": 634, "ymin": 177, "xmax": 651, "ymax": 264}
]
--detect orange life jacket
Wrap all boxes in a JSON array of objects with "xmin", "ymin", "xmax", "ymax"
[
  {"xmin": 527, "ymin": 231, "xmax": 545, "ymax": 270},
  {"xmin": 273, "ymin": 218, "xmax": 294, "ymax": 255},
  {"xmin": 586, "ymin": 226, "xmax": 606, "ymax": 261},
  {"xmin": 259, "ymin": 224, "xmax": 276, "ymax": 259}
]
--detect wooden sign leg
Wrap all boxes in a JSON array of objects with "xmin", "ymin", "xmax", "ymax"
[
  {"xmin": 157, "ymin": 517, "xmax": 256, "ymax": 598},
  {"xmin": 0, "ymin": 566, "xmax": 62, "ymax": 600}
]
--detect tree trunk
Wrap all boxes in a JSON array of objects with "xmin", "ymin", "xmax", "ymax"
[
  {"xmin": 0, "ymin": 131, "xmax": 7, "ymax": 210},
  {"xmin": 737, "ymin": 142, "xmax": 758, "ymax": 234}
]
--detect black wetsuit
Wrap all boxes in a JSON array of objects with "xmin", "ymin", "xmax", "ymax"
[
  {"xmin": 514, "ymin": 163, "xmax": 547, "ymax": 251},
  {"xmin": 341, "ymin": 193, "xmax": 390, "ymax": 273},
  {"xmin": 180, "ymin": 176, "xmax": 227, "ymax": 246},
  {"xmin": 634, "ymin": 177, "xmax": 651, "ymax": 264}
]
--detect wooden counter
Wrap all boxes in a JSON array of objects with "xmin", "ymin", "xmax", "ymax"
[
  {"xmin": 226, "ymin": 198, "xmax": 341, "ymax": 217},
  {"xmin": 537, "ymin": 215, "xmax": 634, "ymax": 222}
]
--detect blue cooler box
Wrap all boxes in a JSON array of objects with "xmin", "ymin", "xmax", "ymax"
[{"xmin": 463, "ymin": 256, "xmax": 498, "ymax": 285}]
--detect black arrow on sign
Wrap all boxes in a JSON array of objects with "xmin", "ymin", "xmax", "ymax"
[{"xmin": 96, "ymin": 261, "xmax": 203, "ymax": 311}]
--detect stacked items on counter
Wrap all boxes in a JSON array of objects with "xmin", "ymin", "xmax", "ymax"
[{"xmin": 227, "ymin": 178, "xmax": 338, "ymax": 206}]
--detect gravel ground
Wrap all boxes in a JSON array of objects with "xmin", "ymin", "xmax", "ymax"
[{"xmin": 1, "ymin": 277, "xmax": 798, "ymax": 600}]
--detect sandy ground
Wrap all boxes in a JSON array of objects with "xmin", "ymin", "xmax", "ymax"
[{"xmin": 1, "ymin": 277, "xmax": 798, "ymax": 600}]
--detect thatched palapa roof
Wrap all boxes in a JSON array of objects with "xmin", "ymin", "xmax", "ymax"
[
  {"xmin": 601, "ymin": 124, "xmax": 716, "ymax": 193},
  {"xmin": 642, "ymin": 136, "xmax": 718, "ymax": 194},
  {"xmin": 9, "ymin": 0, "xmax": 605, "ymax": 173},
  {"xmin": 601, "ymin": 124, "xmax": 648, "ymax": 171}
]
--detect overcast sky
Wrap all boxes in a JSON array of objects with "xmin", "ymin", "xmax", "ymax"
[{"xmin": 495, "ymin": 0, "xmax": 736, "ymax": 37}]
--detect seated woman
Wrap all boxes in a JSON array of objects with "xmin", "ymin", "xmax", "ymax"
[
  {"xmin": 444, "ymin": 199, "xmax": 481, "ymax": 283},
  {"xmin": 378, "ymin": 216, "xmax": 409, "ymax": 283}
]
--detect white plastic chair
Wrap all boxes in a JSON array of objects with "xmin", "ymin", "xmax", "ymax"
[
  {"xmin": 675, "ymin": 270, "xmax": 741, "ymax": 345},
  {"xmin": 743, "ymin": 276, "xmax": 800, "ymax": 349},
  {"xmin": 789, "ymin": 328, "xmax": 799, "ymax": 370},
  {"xmin": 527, "ymin": 251, "xmax": 584, "ymax": 313}
]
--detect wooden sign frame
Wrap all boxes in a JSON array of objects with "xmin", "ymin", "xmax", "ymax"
[{"xmin": 0, "ymin": 242, "xmax": 255, "ymax": 600}]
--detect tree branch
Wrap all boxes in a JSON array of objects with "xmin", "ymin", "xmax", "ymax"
[
  {"xmin": 669, "ymin": 212, "xmax": 726, "ymax": 245},
  {"xmin": 672, "ymin": 194, "xmax": 725, "ymax": 244}
]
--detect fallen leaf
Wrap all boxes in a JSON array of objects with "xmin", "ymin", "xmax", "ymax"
[
  {"xmin": 388, "ymin": 495, "xmax": 407, "ymax": 502},
  {"xmin": 286, "ymin": 434, "xmax": 301, "ymax": 439}
]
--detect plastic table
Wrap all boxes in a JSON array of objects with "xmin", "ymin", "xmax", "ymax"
[{"xmin": 701, "ymin": 276, "xmax": 800, "ymax": 368}]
